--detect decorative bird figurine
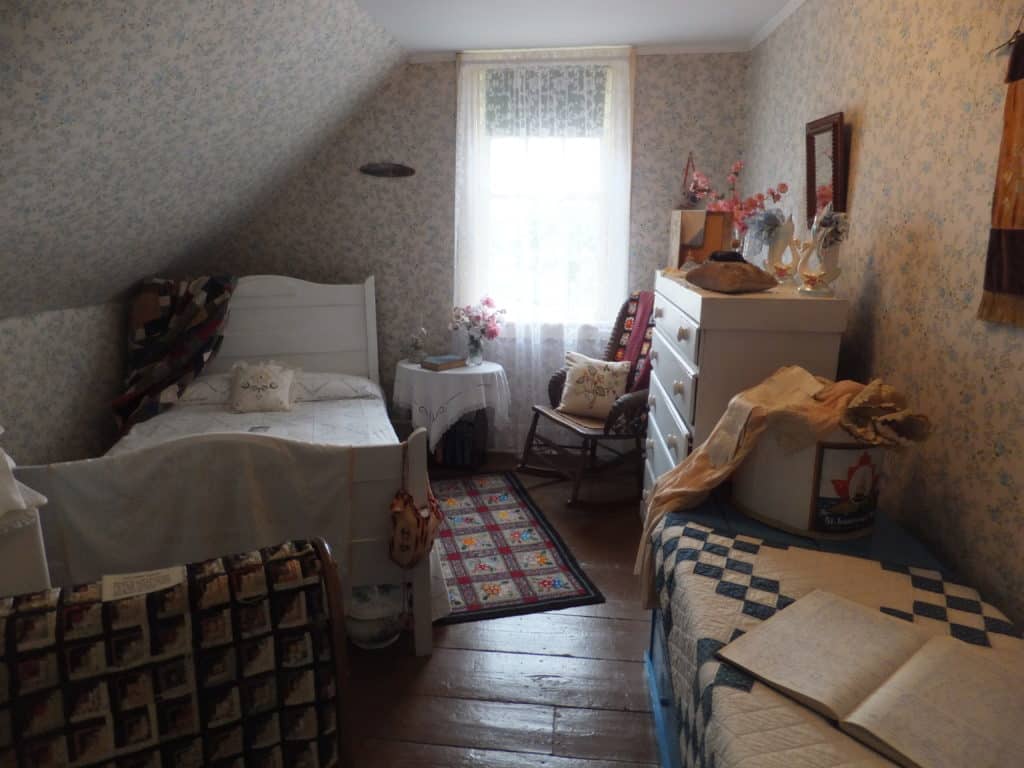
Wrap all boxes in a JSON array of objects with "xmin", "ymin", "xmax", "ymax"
[
  {"xmin": 797, "ymin": 203, "xmax": 842, "ymax": 295},
  {"xmin": 765, "ymin": 215, "xmax": 796, "ymax": 281}
]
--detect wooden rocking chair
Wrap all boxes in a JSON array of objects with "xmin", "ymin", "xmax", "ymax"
[{"xmin": 517, "ymin": 296, "xmax": 651, "ymax": 505}]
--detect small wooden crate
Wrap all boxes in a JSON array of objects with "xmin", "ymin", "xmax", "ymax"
[{"xmin": 668, "ymin": 210, "xmax": 734, "ymax": 267}]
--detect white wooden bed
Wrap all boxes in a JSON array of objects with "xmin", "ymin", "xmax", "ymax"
[{"xmin": 16, "ymin": 275, "xmax": 439, "ymax": 655}]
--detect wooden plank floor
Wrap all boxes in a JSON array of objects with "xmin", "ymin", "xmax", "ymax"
[{"xmin": 348, "ymin": 461, "xmax": 657, "ymax": 767}]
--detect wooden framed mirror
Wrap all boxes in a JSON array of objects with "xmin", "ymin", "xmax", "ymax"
[{"xmin": 806, "ymin": 112, "xmax": 847, "ymax": 226}]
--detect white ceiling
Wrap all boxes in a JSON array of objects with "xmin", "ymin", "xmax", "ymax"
[{"xmin": 358, "ymin": 0, "xmax": 801, "ymax": 56}]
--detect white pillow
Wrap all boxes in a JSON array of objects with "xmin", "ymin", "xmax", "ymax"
[
  {"xmin": 230, "ymin": 362, "xmax": 295, "ymax": 413},
  {"xmin": 179, "ymin": 373, "xmax": 233, "ymax": 404},
  {"xmin": 557, "ymin": 352, "xmax": 631, "ymax": 419},
  {"xmin": 290, "ymin": 372, "xmax": 383, "ymax": 402},
  {"xmin": 181, "ymin": 371, "xmax": 382, "ymax": 406}
]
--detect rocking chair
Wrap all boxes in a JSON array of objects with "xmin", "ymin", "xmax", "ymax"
[{"xmin": 517, "ymin": 294, "xmax": 652, "ymax": 505}]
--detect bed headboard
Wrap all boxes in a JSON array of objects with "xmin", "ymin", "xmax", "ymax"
[{"xmin": 206, "ymin": 275, "xmax": 380, "ymax": 383}]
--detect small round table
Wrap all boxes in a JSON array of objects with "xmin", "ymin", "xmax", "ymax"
[{"xmin": 392, "ymin": 360, "xmax": 511, "ymax": 451}]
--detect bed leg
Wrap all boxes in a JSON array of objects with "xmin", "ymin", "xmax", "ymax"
[{"xmin": 412, "ymin": 557, "xmax": 433, "ymax": 655}]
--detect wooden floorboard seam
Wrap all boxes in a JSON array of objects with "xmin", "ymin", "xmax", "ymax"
[{"xmin": 364, "ymin": 736, "xmax": 660, "ymax": 767}]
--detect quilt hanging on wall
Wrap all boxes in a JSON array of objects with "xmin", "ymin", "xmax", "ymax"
[{"xmin": 978, "ymin": 34, "xmax": 1024, "ymax": 327}]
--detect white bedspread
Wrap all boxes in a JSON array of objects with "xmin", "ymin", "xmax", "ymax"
[{"xmin": 109, "ymin": 397, "xmax": 397, "ymax": 455}]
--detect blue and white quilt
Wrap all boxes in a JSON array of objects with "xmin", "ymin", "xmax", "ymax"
[{"xmin": 652, "ymin": 513, "xmax": 1022, "ymax": 768}]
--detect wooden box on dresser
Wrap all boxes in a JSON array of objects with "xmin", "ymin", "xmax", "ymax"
[{"xmin": 643, "ymin": 270, "xmax": 849, "ymax": 501}]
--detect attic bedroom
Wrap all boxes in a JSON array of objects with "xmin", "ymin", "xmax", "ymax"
[{"xmin": 1, "ymin": 1, "xmax": 1021, "ymax": 767}]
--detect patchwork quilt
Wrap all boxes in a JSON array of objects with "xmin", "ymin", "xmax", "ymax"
[
  {"xmin": 1, "ymin": 540, "xmax": 345, "ymax": 768},
  {"xmin": 652, "ymin": 513, "xmax": 1022, "ymax": 768}
]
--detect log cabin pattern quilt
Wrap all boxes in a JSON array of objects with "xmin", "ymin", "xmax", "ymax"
[
  {"xmin": 651, "ymin": 514, "xmax": 1022, "ymax": 768},
  {"xmin": 0, "ymin": 540, "xmax": 345, "ymax": 768}
]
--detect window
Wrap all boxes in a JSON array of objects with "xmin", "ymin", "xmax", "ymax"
[{"xmin": 455, "ymin": 48, "xmax": 633, "ymax": 325}]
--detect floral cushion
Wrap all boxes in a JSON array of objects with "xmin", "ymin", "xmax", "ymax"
[
  {"xmin": 557, "ymin": 352, "xmax": 631, "ymax": 420},
  {"xmin": 230, "ymin": 362, "xmax": 295, "ymax": 413}
]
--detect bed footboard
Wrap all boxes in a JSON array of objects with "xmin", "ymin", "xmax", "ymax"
[{"xmin": 15, "ymin": 428, "xmax": 438, "ymax": 656}]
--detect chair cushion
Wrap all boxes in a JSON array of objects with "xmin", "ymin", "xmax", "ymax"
[
  {"xmin": 557, "ymin": 353, "xmax": 630, "ymax": 420},
  {"xmin": 534, "ymin": 405, "xmax": 607, "ymax": 435}
]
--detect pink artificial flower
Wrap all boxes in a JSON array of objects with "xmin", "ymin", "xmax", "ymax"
[
  {"xmin": 778, "ymin": 182, "xmax": 789, "ymax": 194},
  {"xmin": 484, "ymin": 323, "xmax": 499, "ymax": 340},
  {"xmin": 755, "ymin": 192, "xmax": 765, "ymax": 202},
  {"xmin": 726, "ymin": 173, "xmax": 738, "ymax": 186},
  {"xmin": 731, "ymin": 160, "xmax": 744, "ymax": 174},
  {"xmin": 481, "ymin": 296, "xmax": 495, "ymax": 308}
]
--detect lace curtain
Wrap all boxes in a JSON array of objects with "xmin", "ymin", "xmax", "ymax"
[{"xmin": 454, "ymin": 47, "xmax": 633, "ymax": 451}]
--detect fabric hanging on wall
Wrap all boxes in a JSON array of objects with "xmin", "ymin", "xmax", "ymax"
[{"xmin": 978, "ymin": 36, "xmax": 1024, "ymax": 326}]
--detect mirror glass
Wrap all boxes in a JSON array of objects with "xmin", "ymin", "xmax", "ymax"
[
  {"xmin": 813, "ymin": 132, "xmax": 834, "ymax": 213},
  {"xmin": 805, "ymin": 112, "xmax": 846, "ymax": 226}
]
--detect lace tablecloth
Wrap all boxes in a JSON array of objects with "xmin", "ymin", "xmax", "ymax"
[{"xmin": 392, "ymin": 360, "xmax": 512, "ymax": 450}]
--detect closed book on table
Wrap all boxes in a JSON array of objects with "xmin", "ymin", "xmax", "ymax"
[{"xmin": 420, "ymin": 354, "xmax": 467, "ymax": 371}]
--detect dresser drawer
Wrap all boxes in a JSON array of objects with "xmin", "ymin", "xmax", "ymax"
[
  {"xmin": 653, "ymin": 292, "xmax": 700, "ymax": 369},
  {"xmin": 648, "ymin": 372, "xmax": 691, "ymax": 464},
  {"xmin": 642, "ymin": 458, "xmax": 657, "ymax": 505},
  {"xmin": 645, "ymin": 418, "xmax": 674, "ymax": 481},
  {"xmin": 646, "ymin": 413, "xmax": 687, "ymax": 481},
  {"xmin": 649, "ymin": 329, "xmax": 698, "ymax": 428}
]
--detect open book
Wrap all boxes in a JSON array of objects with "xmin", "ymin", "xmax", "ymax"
[{"xmin": 717, "ymin": 590, "xmax": 1024, "ymax": 768}]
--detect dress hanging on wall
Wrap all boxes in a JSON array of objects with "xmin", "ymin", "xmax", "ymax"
[{"xmin": 978, "ymin": 35, "xmax": 1024, "ymax": 326}]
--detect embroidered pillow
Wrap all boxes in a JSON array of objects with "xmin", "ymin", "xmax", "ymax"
[
  {"xmin": 558, "ymin": 353, "xmax": 631, "ymax": 419},
  {"xmin": 230, "ymin": 362, "xmax": 295, "ymax": 413}
]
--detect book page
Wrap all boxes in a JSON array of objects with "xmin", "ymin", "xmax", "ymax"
[
  {"xmin": 844, "ymin": 636, "xmax": 1024, "ymax": 768},
  {"xmin": 718, "ymin": 590, "xmax": 928, "ymax": 720}
]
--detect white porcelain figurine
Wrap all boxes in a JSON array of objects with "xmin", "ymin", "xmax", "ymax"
[
  {"xmin": 765, "ymin": 215, "xmax": 797, "ymax": 281},
  {"xmin": 797, "ymin": 204, "xmax": 843, "ymax": 296}
]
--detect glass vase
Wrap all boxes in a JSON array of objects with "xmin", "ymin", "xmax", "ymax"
[{"xmin": 466, "ymin": 335, "xmax": 484, "ymax": 366}]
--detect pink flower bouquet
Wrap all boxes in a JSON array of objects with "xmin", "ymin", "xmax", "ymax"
[{"xmin": 450, "ymin": 297, "xmax": 506, "ymax": 364}]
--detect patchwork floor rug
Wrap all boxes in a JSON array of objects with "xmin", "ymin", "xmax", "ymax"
[{"xmin": 432, "ymin": 473, "xmax": 604, "ymax": 624}]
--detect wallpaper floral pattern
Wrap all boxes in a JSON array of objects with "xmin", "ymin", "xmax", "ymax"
[
  {"xmin": 0, "ymin": 0, "xmax": 402, "ymax": 318},
  {"xmin": 212, "ymin": 62, "xmax": 459, "ymax": 400},
  {"xmin": 630, "ymin": 54, "xmax": 748, "ymax": 289},
  {"xmin": 1, "ymin": 0, "xmax": 401, "ymax": 464},
  {"xmin": 745, "ymin": 0, "xmax": 1024, "ymax": 622},
  {"xmin": 216, "ymin": 55, "xmax": 749, "ymax": 401},
  {"xmin": 0, "ymin": 304, "xmax": 124, "ymax": 465}
]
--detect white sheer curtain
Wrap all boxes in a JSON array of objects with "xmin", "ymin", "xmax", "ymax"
[{"xmin": 454, "ymin": 47, "xmax": 633, "ymax": 451}]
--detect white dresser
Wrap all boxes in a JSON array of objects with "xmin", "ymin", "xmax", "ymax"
[{"xmin": 644, "ymin": 270, "xmax": 848, "ymax": 499}]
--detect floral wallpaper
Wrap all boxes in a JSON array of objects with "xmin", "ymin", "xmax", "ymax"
[
  {"xmin": 211, "ymin": 62, "xmax": 459, "ymax": 399},
  {"xmin": 630, "ymin": 54, "xmax": 748, "ymax": 289},
  {"xmin": 0, "ymin": 0, "xmax": 401, "ymax": 464},
  {"xmin": 0, "ymin": 304, "xmax": 124, "ymax": 465},
  {"xmin": 215, "ymin": 55, "xmax": 749, "ymax": 400},
  {"xmin": 0, "ymin": 0, "xmax": 402, "ymax": 319},
  {"xmin": 745, "ymin": 0, "xmax": 1024, "ymax": 622}
]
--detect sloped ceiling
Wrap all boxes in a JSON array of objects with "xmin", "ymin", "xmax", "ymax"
[{"xmin": 0, "ymin": 0, "xmax": 403, "ymax": 318}]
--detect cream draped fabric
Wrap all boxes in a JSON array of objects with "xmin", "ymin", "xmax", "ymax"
[{"xmin": 454, "ymin": 47, "xmax": 633, "ymax": 450}]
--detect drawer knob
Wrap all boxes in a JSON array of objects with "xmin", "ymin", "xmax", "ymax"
[
  {"xmin": 645, "ymin": 438, "xmax": 654, "ymax": 451},
  {"xmin": 666, "ymin": 434, "xmax": 680, "ymax": 451},
  {"xmin": 647, "ymin": 395, "xmax": 656, "ymax": 408},
  {"xmin": 654, "ymin": 307, "xmax": 664, "ymax": 319},
  {"xmin": 673, "ymin": 381, "xmax": 685, "ymax": 396},
  {"xmin": 676, "ymin": 326, "xmax": 689, "ymax": 342}
]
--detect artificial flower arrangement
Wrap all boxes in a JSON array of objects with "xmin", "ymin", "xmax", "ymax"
[
  {"xmin": 704, "ymin": 161, "xmax": 790, "ymax": 237},
  {"xmin": 450, "ymin": 296, "xmax": 506, "ymax": 365},
  {"xmin": 816, "ymin": 205, "xmax": 850, "ymax": 249}
]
